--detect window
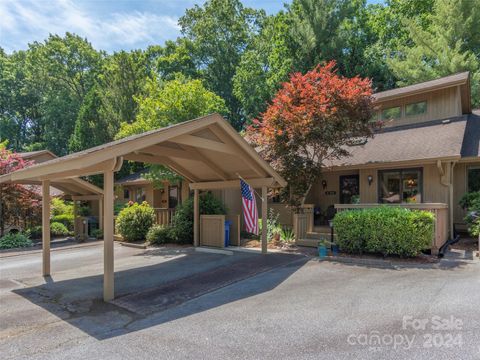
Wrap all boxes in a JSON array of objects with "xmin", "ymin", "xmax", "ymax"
[
  {"xmin": 168, "ymin": 186, "xmax": 179, "ymax": 208},
  {"xmin": 382, "ymin": 106, "xmax": 401, "ymax": 121},
  {"xmin": 468, "ymin": 166, "xmax": 480, "ymax": 192},
  {"xmin": 378, "ymin": 168, "xmax": 422, "ymax": 203},
  {"xmin": 123, "ymin": 189, "xmax": 130, "ymax": 200},
  {"xmin": 135, "ymin": 187, "xmax": 146, "ymax": 203},
  {"xmin": 406, "ymin": 101, "xmax": 427, "ymax": 117}
]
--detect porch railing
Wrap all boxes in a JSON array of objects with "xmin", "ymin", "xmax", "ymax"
[
  {"xmin": 154, "ymin": 208, "xmax": 176, "ymax": 226},
  {"xmin": 334, "ymin": 203, "xmax": 449, "ymax": 253}
]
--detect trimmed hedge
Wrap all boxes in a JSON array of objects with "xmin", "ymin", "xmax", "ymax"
[
  {"xmin": 116, "ymin": 201, "xmax": 155, "ymax": 242},
  {"xmin": 146, "ymin": 225, "xmax": 173, "ymax": 245},
  {"xmin": 333, "ymin": 207, "xmax": 434, "ymax": 257}
]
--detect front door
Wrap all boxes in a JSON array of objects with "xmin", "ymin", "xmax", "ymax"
[{"xmin": 339, "ymin": 175, "xmax": 360, "ymax": 204}]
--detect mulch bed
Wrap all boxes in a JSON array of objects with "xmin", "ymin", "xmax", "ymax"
[{"xmin": 451, "ymin": 236, "xmax": 479, "ymax": 252}]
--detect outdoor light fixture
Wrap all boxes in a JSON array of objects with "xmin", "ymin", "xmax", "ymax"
[
  {"xmin": 367, "ymin": 175, "xmax": 373, "ymax": 186},
  {"xmin": 322, "ymin": 180, "xmax": 327, "ymax": 189}
]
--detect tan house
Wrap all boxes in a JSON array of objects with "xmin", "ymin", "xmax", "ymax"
[
  {"xmin": 115, "ymin": 170, "xmax": 189, "ymax": 225},
  {"xmin": 114, "ymin": 72, "xmax": 480, "ymax": 254},
  {"xmin": 293, "ymin": 72, "xmax": 479, "ymax": 250}
]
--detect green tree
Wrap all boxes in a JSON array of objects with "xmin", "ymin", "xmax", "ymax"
[
  {"xmin": 116, "ymin": 75, "xmax": 227, "ymax": 139},
  {"xmin": 179, "ymin": 0, "xmax": 264, "ymax": 129},
  {"xmin": 69, "ymin": 85, "xmax": 110, "ymax": 152},
  {"xmin": 233, "ymin": 11, "xmax": 294, "ymax": 123},
  {"xmin": 155, "ymin": 39, "xmax": 199, "ymax": 81},
  {"xmin": 0, "ymin": 49, "xmax": 43, "ymax": 150},
  {"xmin": 26, "ymin": 33, "xmax": 103, "ymax": 155},
  {"xmin": 388, "ymin": 0, "xmax": 480, "ymax": 106},
  {"xmin": 289, "ymin": 0, "xmax": 364, "ymax": 74},
  {"xmin": 116, "ymin": 75, "xmax": 227, "ymax": 187}
]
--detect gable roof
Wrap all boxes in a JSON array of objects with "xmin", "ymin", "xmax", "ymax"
[
  {"xmin": 374, "ymin": 72, "xmax": 471, "ymax": 113},
  {"xmin": 325, "ymin": 114, "xmax": 477, "ymax": 169},
  {"xmin": 115, "ymin": 170, "xmax": 150, "ymax": 185},
  {"xmin": 1, "ymin": 114, "xmax": 286, "ymax": 189},
  {"xmin": 461, "ymin": 110, "xmax": 480, "ymax": 158}
]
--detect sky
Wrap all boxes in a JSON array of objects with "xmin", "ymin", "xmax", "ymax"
[{"xmin": 0, "ymin": 0, "xmax": 383, "ymax": 54}]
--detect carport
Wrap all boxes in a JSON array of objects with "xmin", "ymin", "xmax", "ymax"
[{"xmin": 0, "ymin": 113, "xmax": 286, "ymax": 301}]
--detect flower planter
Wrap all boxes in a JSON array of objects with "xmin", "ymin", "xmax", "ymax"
[{"xmin": 318, "ymin": 244, "xmax": 328, "ymax": 258}]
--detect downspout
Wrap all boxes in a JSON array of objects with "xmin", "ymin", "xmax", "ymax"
[
  {"xmin": 438, "ymin": 160, "xmax": 460, "ymax": 257},
  {"xmin": 449, "ymin": 161, "xmax": 457, "ymax": 240}
]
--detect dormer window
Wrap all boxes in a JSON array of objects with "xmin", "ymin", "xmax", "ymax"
[
  {"xmin": 406, "ymin": 101, "xmax": 427, "ymax": 117},
  {"xmin": 382, "ymin": 106, "xmax": 401, "ymax": 121}
]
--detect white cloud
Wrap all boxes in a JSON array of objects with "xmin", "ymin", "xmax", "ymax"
[{"xmin": 0, "ymin": 0, "xmax": 181, "ymax": 52}]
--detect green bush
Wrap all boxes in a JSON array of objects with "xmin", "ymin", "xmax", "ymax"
[
  {"xmin": 26, "ymin": 225, "xmax": 43, "ymax": 239},
  {"xmin": 51, "ymin": 198, "xmax": 74, "ymax": 217},
  {"xmin": 170, "ymin": 192, "xmax": 227, "ymax": 244},
  {"xmin": 333, "ymin": 207, "xmax": 434, "ymax": 257},
  {"xmin": 91, "ymin": 229, "xmax": 103, "ymax": 239},
  {"xmin": 50, "ymin": 222, "xmax": 71, "ymax": 237},
  {"xmin": 146, "ymin": 225, "xmax": 173, "ymax": 245},
  {"xmin": 0, "ymin": 233, "xmax": 33, "ymax": 249},
  {"xmin": 115, "ymin": 201, "xmax": 155, "ymax": 242},
  {"xmin": 460, "ymin": 192, "xmax": 480, "ymax": 236},
  {"xmin": 51, "ymin": 214, "xmax": 75, "ymax": 230}
]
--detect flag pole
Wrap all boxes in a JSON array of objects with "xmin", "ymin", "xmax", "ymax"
[{"xmin": 235, "ymin": 173, "xmax": 265, "ymax": 202}]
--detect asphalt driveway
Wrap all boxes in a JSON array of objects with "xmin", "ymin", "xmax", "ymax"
[{"xmin": 1, "ymin": 242, "xmax": 479, "ymax": 360}]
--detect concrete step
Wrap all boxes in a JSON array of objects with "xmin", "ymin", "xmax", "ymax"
[
  {"xmin": 305, "ymin": 232, "xmax": 337, "ymax": 241},
  {"xmin": 295, "ymin": 238, "xmax": 319, "ymax": 248}
]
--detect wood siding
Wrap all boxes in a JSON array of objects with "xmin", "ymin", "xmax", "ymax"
[
  {"xmin": 376, "ymin": 87, "xmax": 462, "ymax": 128},
  {"xmin": 200, "ymin": 215, "xmax": 225, "ymax": 248}
]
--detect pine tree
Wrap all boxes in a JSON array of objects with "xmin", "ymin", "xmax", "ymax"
[{"xmin": 388, "ymin": 0, "xmax": 480, "ymax": 106}]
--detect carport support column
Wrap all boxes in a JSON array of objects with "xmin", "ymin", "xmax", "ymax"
[
  {"xmin": 42, "ymin": 180, "xmax": 51, "ymax": 276},
  {"xmin": 261, "ymin": 186, "xmax": 268, "ymax": 254},
  {"xmin": 103, "ymin": 170, "xmax": 114, "ymax": 301},
  {"xmin": 194, "ymin": 189, "xmax": 199, "ymax": 247},
  {"xmin": 98, "ymin": 196, "xmax": 103, "ymax": 230}
]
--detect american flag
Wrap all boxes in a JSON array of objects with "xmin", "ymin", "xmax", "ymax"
[{"xmin": 240, "ymin": 179, "xmax": 259, "ymax": 235}]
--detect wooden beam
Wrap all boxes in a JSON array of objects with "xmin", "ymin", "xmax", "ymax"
[
  {"xmin": 207, "ymin": 125, "xmax": 266, "ymax": 177},
  {"xmin": 142, "ymin": 145, "xmax": 195, "ymax": 160},
  {"xmin": 42, "ymin": 180, "xmax": 51, "ymax": 276},
  {"xmin": 103, "ymin": 169, "xmax": 114, "ymax": 302},
  {"xmin": 143, "ymin": 144, "xmax": 230, "ymax": 180},
  {"xmin": 261, "ymin": 185, "xmax": 268, "ymax": 254},
  {"xmin": 170, "ymin": 134, "xmax": 237, "ymax": 155},
  {"xmin": 37, "ymin": 159, "xmax": 118, "ymax": 181},
  {"xmin": 189, "ymin": 178, "xmax": 276, "ymax": 190},
  {"xmin": 179, "ymin": 145, "xmax": 230, "ymax": 180},
  {"xmin": 194, "ymin": 189, "xmax": 199, "ymax": 247},
  {"xmin": 71, "ymin": 194, "xmax": 103, "ymax": 201},
  {"xmin": 158, "ymin": 157, "xmax": 200, "ymax": 183},
  {"xmin": 5, "ymin": 115, "xmax": 219, "ymax": 182}
]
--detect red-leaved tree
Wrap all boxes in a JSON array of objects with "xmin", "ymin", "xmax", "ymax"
[
  {"xmin": 0, "ymin": 146, "xmax": 41, "ymax": 236},
  {"xmin": 247, "ymin": 61, "xmax": 377, "ymax": 206}
]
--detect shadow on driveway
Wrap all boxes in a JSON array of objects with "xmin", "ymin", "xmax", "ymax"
[{"xmin": 13, "ymin": 249, "xmax": 308, "ymax": 340}]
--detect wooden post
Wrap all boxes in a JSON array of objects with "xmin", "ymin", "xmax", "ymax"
[
  {"xmin": 194, "ymin": 189, "xmax": 199, "ymax": 247},
  {"xmin": 42, "ymin": 180, "xmax": 51, "ymax": 276},
  {"xmin": 73, "ymin": 200, "xmax": 78, "ymax": 238},
  {"xmin": 98, "ymin": 196, "xmax": 103, "ymax": 230},
  {"xmin": 103, "ymin": 170, "xmax": 114, "ymax": 301},
  {"xmin": 261, "ymin": 186, "xmax": 268, "ymax": 254}
]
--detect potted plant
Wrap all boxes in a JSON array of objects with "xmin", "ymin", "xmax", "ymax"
[
  {"xmin": 318, "ymin": 239, "xmax": 328, "ymax": 258},
  {"xmin": 331, "ymin": 242, "xmax": 339, "ymax": 256}
]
